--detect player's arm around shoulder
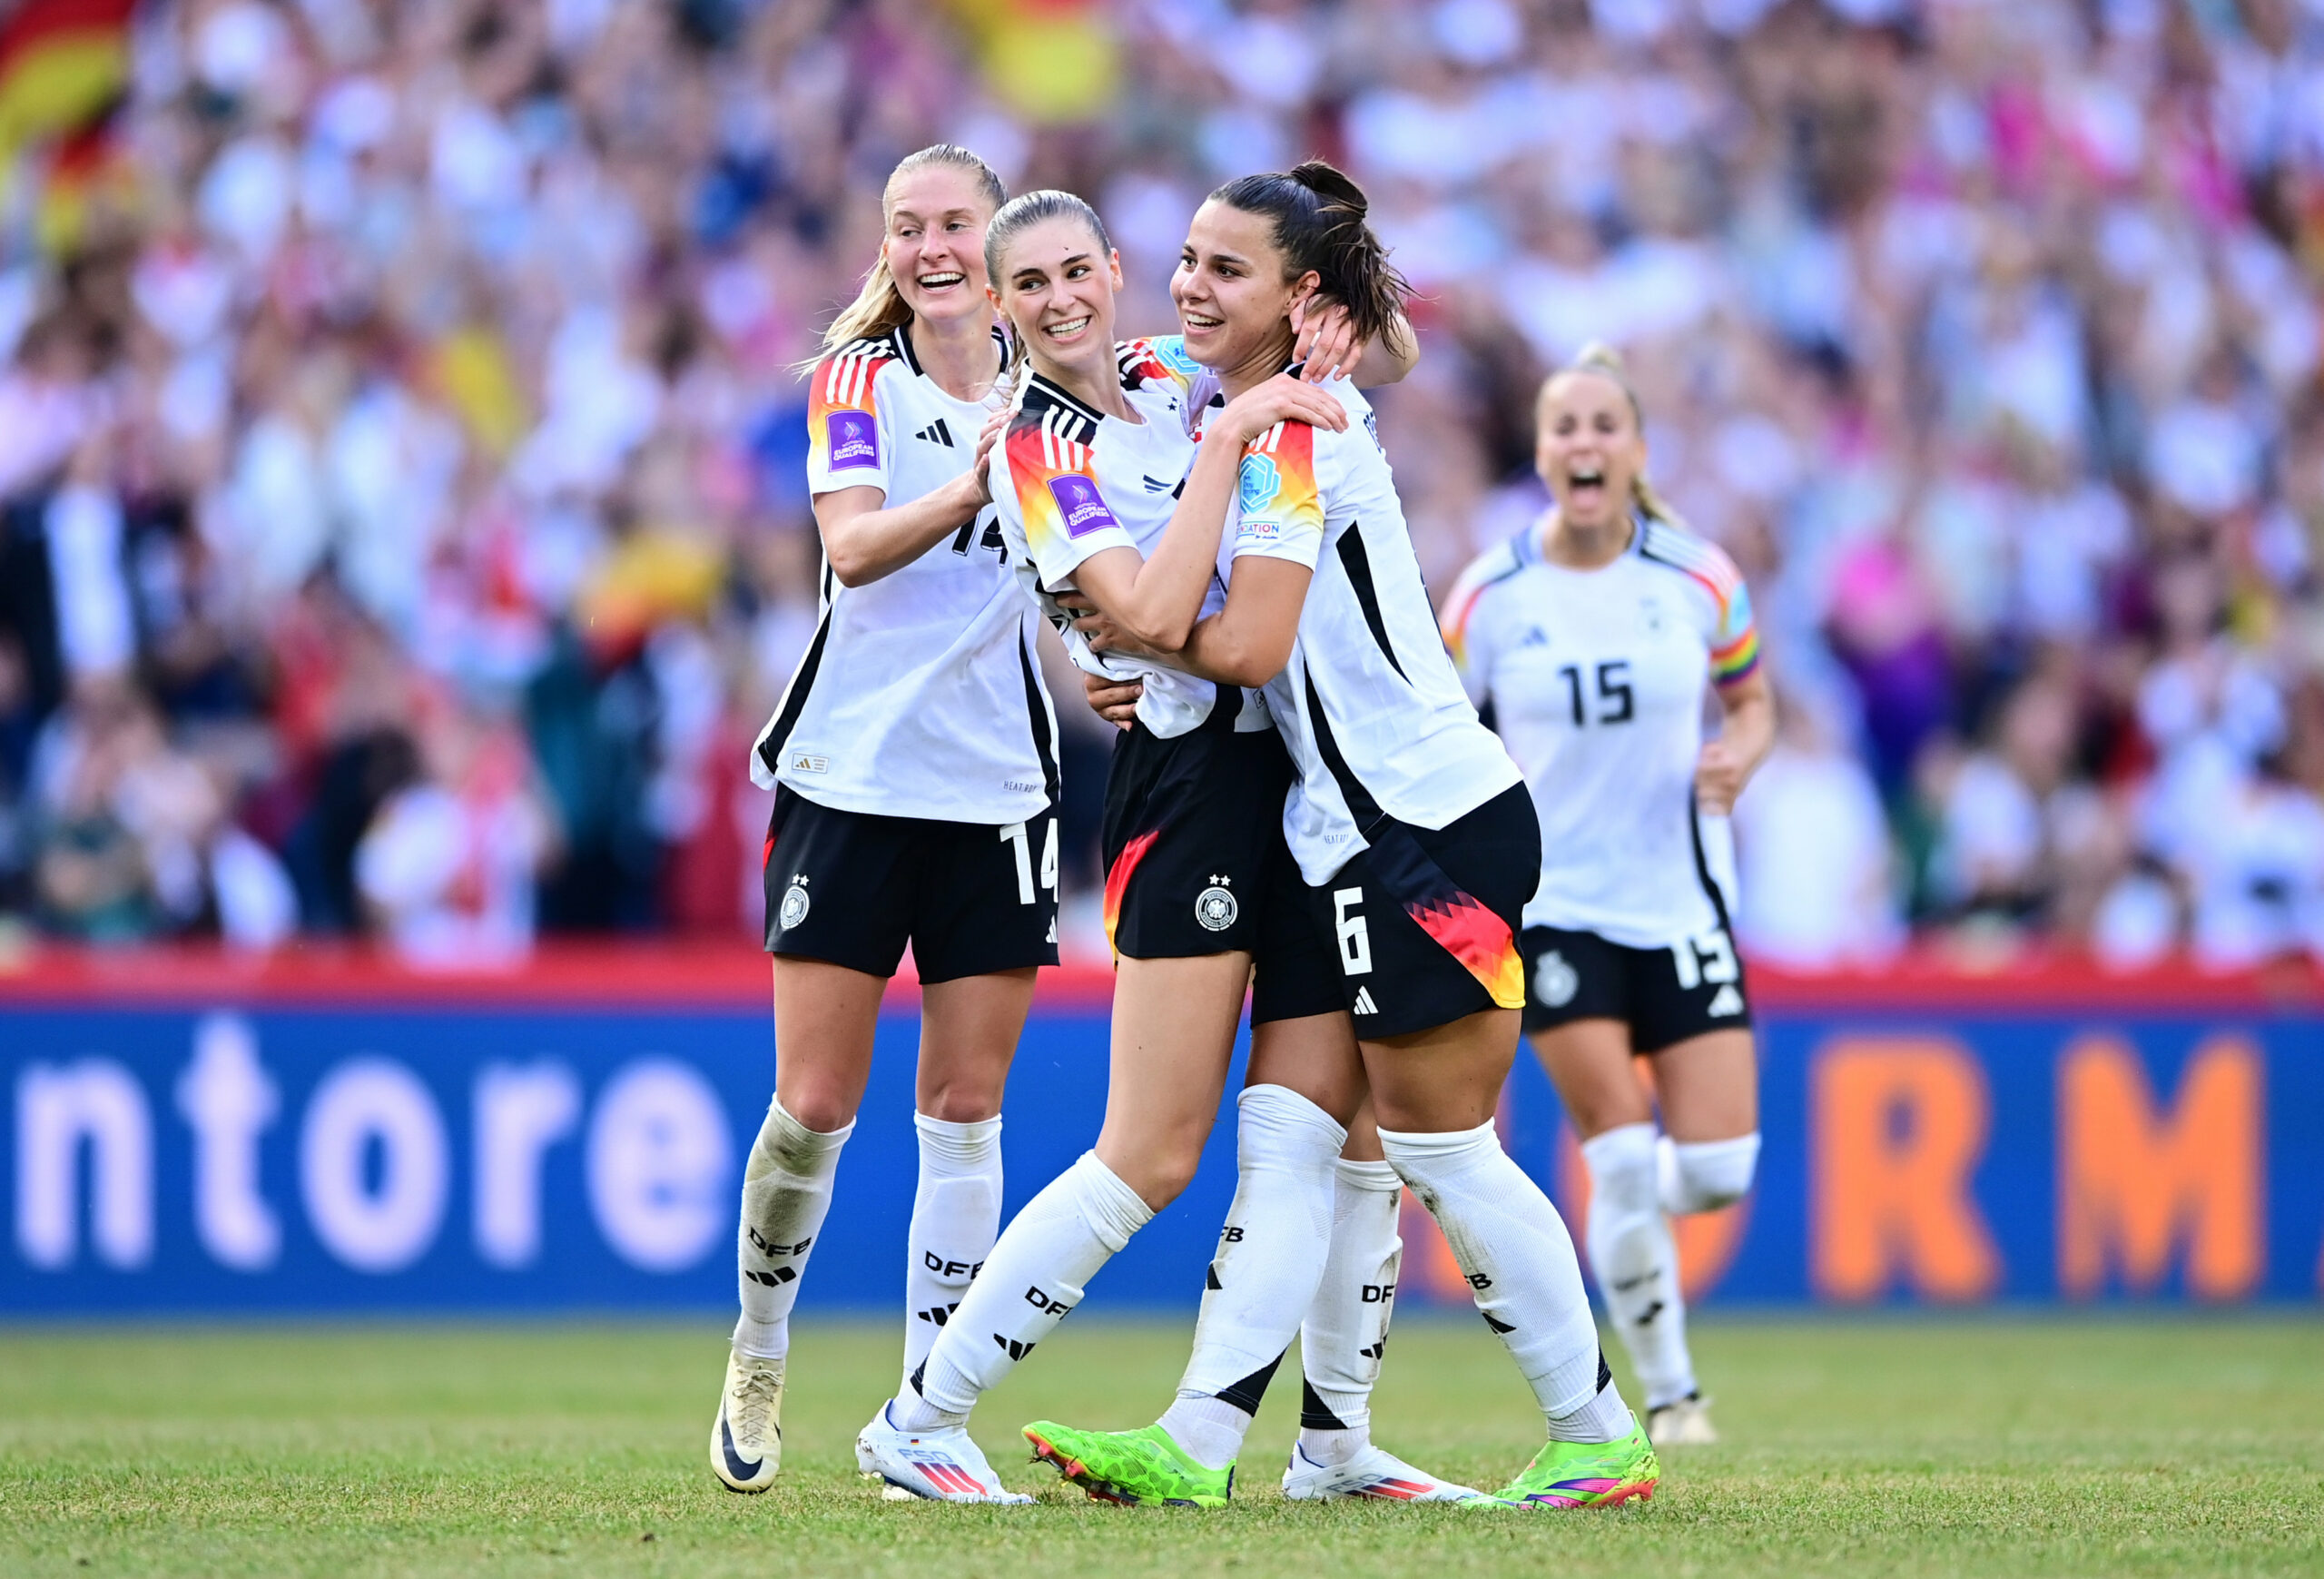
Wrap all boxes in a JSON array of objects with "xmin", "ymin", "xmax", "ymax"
[{"xmin": 1176, "ymin": 401, "xmax": 1338, "ymax": 688}]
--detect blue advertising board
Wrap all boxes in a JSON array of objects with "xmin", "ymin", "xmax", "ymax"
[{"xmin": 5, "ymin": 988, "xmax": 2321, "ymax": 1315}]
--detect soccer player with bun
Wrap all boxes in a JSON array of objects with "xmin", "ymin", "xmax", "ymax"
[
  {"xmin": 1440, "ymin": 343, "xmax": 1775, "ymax": 1446},
  {"xmin": 1016, "ymin": 164, "xmax": 1659, "ymax": 1511},
  {"xmin": 852, "ymin": 183, "xmax": 1475, "ymax": 1505},
  {"xmin": 710, "ymin": 143, "xmax": 1059, "ymax": 1494}
]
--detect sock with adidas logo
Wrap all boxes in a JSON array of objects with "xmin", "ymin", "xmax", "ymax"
[
  {"xmin": 899, "ymin": 1112, "xmax": 1003, "ymax": 1397},
  {"xmin": 1581, "ymin": 1122, "xmax": 1695, "ymax": 1411},
  {"xmin": 1295, "ymin": 1156, "xmax": 1404, "ymax": 1467},
  {"xmin": 1156, "ymin": 1085, "xmax": 1347, "ymax": 1468},
  {"xmin": 1377, "ymin": 1120, "xmax": 1630, "ymax": 1443},
  {"xmin": 733, "ymin": 1096, "xmax": 853, "ymax": 1361},
  {"xmin": 895, "ymin": 1150, "xmax": 1152, "ymax": 1429}
]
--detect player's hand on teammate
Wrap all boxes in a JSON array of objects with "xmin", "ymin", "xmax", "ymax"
[
  {"xmin": 1695, "ymin": 737, "xmax": 1748, "ymax": 814},
  {"xmin": 963, "ymin": 407, "xmax": 1009, "ymax": 508},
  {"xmin": 1293, "ymin": 296, "xmax": 1361, "ymax": 382},
  {"xmin": 1216, "ymin": 372, "xmax": 1347, "ymax": 448},
  {"xmin": 1057, "ymin": 592, "xmax": 1164, "ymax": 664},
  {"xmin": 1079, "ymin": 669, "xmax": 1144, "ymax": 729}
]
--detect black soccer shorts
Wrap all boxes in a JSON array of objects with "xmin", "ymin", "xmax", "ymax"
[
  {"xmin": 1289, "ymin": 783, "xmax": 1540, "ymax": 1041},
  {"xmin": 1098, "ymin": 711, "xmax": 1292, "ymax": 961},
  {"xmin": 1519, "ymin": 923, "xmax": 1755, "ymax": 1051},
  {"xmin": 762, "ymin": 786, "xmax": 1059, "ymax": 982}
]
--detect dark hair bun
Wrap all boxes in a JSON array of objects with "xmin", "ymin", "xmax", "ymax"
[{"xmin": 1289, "ymin": 160, "xmax": 1368, "ymax": 222}]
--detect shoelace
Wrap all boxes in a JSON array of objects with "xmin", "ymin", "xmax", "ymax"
[{"xmin": 732, "ymin": 1361, "xmax": 781, "ymax": 1442}]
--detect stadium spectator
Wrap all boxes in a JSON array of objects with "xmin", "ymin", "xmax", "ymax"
[{"xmin": 0, "ymin": 0, "xmax": 2312, "ymax": 972}]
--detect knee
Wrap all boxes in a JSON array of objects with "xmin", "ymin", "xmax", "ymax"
[
  {"xmin": 1579, "ymin": 1121, "xmax": 1661, "ymax": 1217},
  {"xmin": 1660, "ymin": 1132, "xmax": 1760, "ymax": 1215},
  {"xmin": 1106, "ymin": 1140, "xmax": 1200, "ymax": 1213},
  {"xmin": 917, "ymin": 1084, "xmax": 1001, "ymax": 1125},
  {"xmin": 772, "ymin": 1081, "xmax": 856, "ymax": 1137}
]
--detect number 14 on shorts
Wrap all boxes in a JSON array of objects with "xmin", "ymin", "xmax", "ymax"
[{"xmin": 1000, "ymin": 820, "xmax": 1059, "ymax": 904}]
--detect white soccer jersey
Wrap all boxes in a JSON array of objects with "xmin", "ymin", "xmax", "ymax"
[
  {"xmin": 993, "ymin": 367, "xmax": 1264, "ymax": 738},
  {"xmin": 1442, "ymin": 515, "xmax": 1762, "ymax": 948},
  {"xmin": 751, "ymin": 325, "xmax": 1059, "ymax": 824},
  {"xmin": 1224, "ymin": 378, "xmax": 1523, "ymax": 883}
]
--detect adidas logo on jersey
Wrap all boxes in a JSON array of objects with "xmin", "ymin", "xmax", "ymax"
[
  {"xmin": 1708, "ymin": 983, "xmax": 1744, "ymax": 1017},
  {"xmin": 1140, "ymin": 474, "xmax": 1185, "ymax": 497},
  {"xmin": 1353, "ymin": 987, "xmax": 1380, "ymax": 1016},
  {"xmin": 914, "ymin": 419, "xmax": 956, "ymax": 447}
]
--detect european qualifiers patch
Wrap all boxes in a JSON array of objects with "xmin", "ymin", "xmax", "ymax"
[{"xmin": 826, "ymin": 410, "xmax": 881, "ymax": 470}]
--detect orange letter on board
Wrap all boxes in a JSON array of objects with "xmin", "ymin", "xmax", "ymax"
[
  {"xmin": 2057, "ymin": 1033, "xmax": 2262, "ymax": 1300},
  {"xmin": 1812, "ymin": 1036, "xmax": 2000, "ymax": 1301}
]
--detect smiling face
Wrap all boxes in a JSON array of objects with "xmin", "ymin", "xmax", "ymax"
[
  {"xmin": 884, "ymin": 164, "xmax": 998, "ymax": 326},
  {"xmin": 1172, "ymin": 200, "xmax": 1317, "ymax": 372},
  {"xmin": 1536, "ymin": 369, "xmax": 1647, "ymax": 533},
  {"xmin": 989, "ymin": 213, "xmax": 1122, "ymax": 381}
]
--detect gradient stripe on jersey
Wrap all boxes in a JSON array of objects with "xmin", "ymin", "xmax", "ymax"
[
  {"xmin": 1101, "ymin": 828, "xmax": 1160, "ymax": 952},
  {"xmin": 1357, "ymin": 821, "xmax": 1525, "ymax": 1011},
  {"xmin": 1639, "ymin": 518, "xmax": 1759, "ymax": 685}
]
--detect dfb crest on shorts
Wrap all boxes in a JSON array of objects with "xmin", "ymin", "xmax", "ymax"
[
  {"xmin": 1195, "ymin": 883, "xmax": 1239, "ymax": 933},
  {"xmin": 779, "ymin": 883, "xmax": 811, "ymax": 931},
  {"xmin": 1533, "ymin": 949, "xmax": 1579, "ymax": 1008}
]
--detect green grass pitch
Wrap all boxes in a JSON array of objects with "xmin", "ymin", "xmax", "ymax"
[{"xmin": 3, "ymin": 1316, "xmax": 2319, "ymax": 1578}]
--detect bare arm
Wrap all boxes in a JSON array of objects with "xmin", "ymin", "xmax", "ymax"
[
  {"xmin": 1068, "ymin": 377, "xmax": 1344, "ymax": 654},
  {"xmin": 1174, "ymin": 555, "xmax": 1314, "ymax": 689},
  {"xmin": 815, "ymin": 410, "xmax": 1007, "ymax": 587},
  {"xmin": 1695, "ymin": 669, "xmax": 1777, "ymax": 814}
]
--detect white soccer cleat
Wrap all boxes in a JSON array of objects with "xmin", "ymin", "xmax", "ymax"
[
  {"xmin": 710, "ymin": 1348, "xmax": 785, "ymax": 1493},
  {"xmin": 1282, "ymin": 1441, "xmax": 1502, "ymax": 1505},
  {"xmin": 855, "ymin": 1403, "xmax": 1033, "ymax": 1505},
  {"xmin": 1645, "ymin": 1394, "xmax": 1719, "ymax": 1446}
]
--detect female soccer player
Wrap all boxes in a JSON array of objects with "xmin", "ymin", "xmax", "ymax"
[
  {"xmin": 871, "ymin": 165, "xmax": 1658, "ymax": 1511},
  {"xmin": 852, "ymin": 185, "xmax": 1477, "ymax": 1505},
  {"xmin": 1440, "ymin": 343, "xmax": 1775, "ymax": 1446},
  {"xmin": 710, "ymin": 143, "xmax": 1057, "ymax": 1494}
]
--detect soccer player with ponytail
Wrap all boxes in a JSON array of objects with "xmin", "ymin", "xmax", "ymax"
[
  {"xmin": 1441, "ymin": 344, "xmax": 1776, "ymax": 1446},
  {"xmin": 852, "ymin": 179, "xmax": 1473, "ymax": 1505},
  {"xmin": 1023, "ymin": 164, "xmax": 1659, "ymax": 1512},
  {"xmin": 711, "ymin": 143, "xmax": 1062, "ymax": 1494}
]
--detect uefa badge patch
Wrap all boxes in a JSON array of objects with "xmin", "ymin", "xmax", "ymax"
[
  {"xmin": 1534, "ymin": 949, "xmax": 1579, "ymax": 1008},
  {"xmin": 826, "ymin": 410, "xmax": 880, "ymax": 470},
  {"xmin": 1049, "ymin": 475, "xmax": 1122, "ymax": 538},
  {"xmin": 780, "ymin": 883, "xmax": 812, "ymax": 931},
  {"xmin": 1195, "ymin": 883, "xmax": 1239, "ymax": 933}
]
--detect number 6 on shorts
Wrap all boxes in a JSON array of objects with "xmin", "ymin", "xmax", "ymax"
[{"xmin": 1333, "ymin": 886, "xmax": 1373, "ymax": 975}]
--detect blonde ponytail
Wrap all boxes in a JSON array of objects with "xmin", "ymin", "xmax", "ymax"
[{"xmin": 813, "ymin": 144, "xmax": 1008, "ymax": 361}]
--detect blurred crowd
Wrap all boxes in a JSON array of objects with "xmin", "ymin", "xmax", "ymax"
[{"xmin": 0, "ymin": 0, "xmax": 2320, "ymax": 971}]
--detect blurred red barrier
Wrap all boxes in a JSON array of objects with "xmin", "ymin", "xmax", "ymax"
[{"xmin": 0, "ymin": 942, "xmax": 2319, "ymax": 1012}]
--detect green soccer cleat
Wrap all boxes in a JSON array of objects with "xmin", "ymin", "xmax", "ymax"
[
  {"xmin": 1496, "ymin": 1421, "xmax": 1660, "ymax": 1509},
  {"xmin": 1023, "ymin": 1421, "xmax": 1234, "ymax": 1508}
]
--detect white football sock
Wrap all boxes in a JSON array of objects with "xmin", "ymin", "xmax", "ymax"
[
  {"xmin": 1584, "ymin": 1122, "xmax": 1696, "ymax": 1411},
  {"xmin": 897, "ymin": 1150, "xmax": 1151, "ymax": 1428},
  {"xmin": 1297, "ymin": 1156, "xmax": 1403, "ymax": 1466},
  {"xmin": 732, "ymin": 1096, "xmax": 853, "ymax": 1361},
  {"xmin": 1659, "ymin": 1131, "xmax": 1760, "ymax": 1216},
  {"xmin": 1379, "ymin": 1120, "xmax": 1630, "ymax": 1443},
  {"xmin": 900, "ymin": 1112, "xmax": 1004, "ymax": 1396},
  {"xmin": 1157, "ymin": 1085, "xmax": 1346, "ymax": 1468}
]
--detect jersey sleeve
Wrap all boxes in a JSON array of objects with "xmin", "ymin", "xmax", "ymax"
[
  {"xmin": 1119, "ymin": 336, "xmax": 1221, "ymax": 437},
  {"xmin": 1439, "ymin": 546, "xmax": 1515, "ymax": 707},
  {"xmin": 1230, "ymin": 419, "xmax": 1326, "ymax": 570},
  {"xmin": 805, "ymin": 346, "xmax": 893, "ymax": 498},
  {"xmin": 1656, "ymin": 529, "xmax": 1760, "ymax": 686},
  {"xmin": 999, "ymin": 410, "xmax": 1135, "ymax": 588}
]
